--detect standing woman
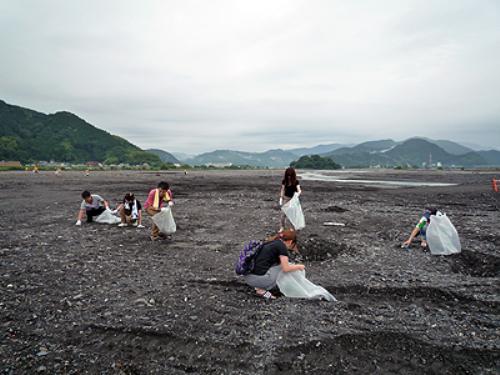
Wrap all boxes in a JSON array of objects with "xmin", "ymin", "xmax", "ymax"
[{"xmin": 279, "ymin": 167, "xmax": 302, "ymax": 232}]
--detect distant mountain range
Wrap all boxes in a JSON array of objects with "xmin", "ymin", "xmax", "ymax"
[
  {"xmin": 323, "ymin": 138, "xmax": 500, "ymax": 168},
  {"xmin": 172, "ymin": 152, "xmax": 196, "ymax": 162},
  {"xmin": 177, "ymin": 137, "xmax": 499, "ymax": 168},
  {"xmin": 180, "ymin": 138, "xmax": 500, "ymax": 168},
  {"xmin": 185, "ymin": 149, "xmax": 298, "ymax": 168},
  {"xmin": 288, "ymin": 143, "xmax": 351, "ymax": 156},
  {"xmin": 146, "ymin": 149, "xmax": 180, "ymax": 164},
  {"xmin": 2, "ymin": 99, "xmax": 499, "ymax": 168}
]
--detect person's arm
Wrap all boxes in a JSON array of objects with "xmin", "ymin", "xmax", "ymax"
[
  {"xmin": 296, "ymin": 184, "xmax": 302, "ymax": 196},
  {"xmin": 279, "ymin": 185, "xmax": 285, "ymax": 205},
  {"xmin": 76, "ymin": 209, "xmax": 85, "ymax": 225},
  {"xmin": 103, "ymin": 200, "xmax": 110, "ymax": 209},
  {"xmin": 279, "ymin": 255, "xmax": 305, "ymax": 273},
  {"xmin": 166, "ymin": 189, "xmax": 174, "ymax": 206},
  {"xmin": 403, "ymin": 226, "xmax": 420, "ymax": 246},
  {"xmin": 113, "ymin": 203, "xmax": 123, "ymax": 214},
  {"xmin": 77, "ymin": 209, "xmax": 85, "ymax": 220},
  {"xmin": 76, "ymin": 201, "xmax": 86, "ymax": 225}
]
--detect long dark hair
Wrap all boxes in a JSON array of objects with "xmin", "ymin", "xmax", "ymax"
[{"xmin": 283, "ymin": 167, "xmax": 297, "ymax": 186}]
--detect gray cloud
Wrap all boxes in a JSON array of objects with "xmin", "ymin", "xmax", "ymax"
[{"xmin": 1, "ymin": 0, "xmax": 499, "ymax": 153}]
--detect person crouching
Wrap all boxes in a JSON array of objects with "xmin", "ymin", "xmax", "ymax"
[
  {"xmin": 143, "ymin": 181, "xmax": 173, "ymax": 241},
  {"xmin": 76, "ymin": 190, "xmax": 109, "ymax": 225},
  {"xmin": 117, "ymin": 193, "xmax": 144, "ymax": 228},
  {"xmin": 402, "ymin": 207, "xmax": 438, "ymax": 249},
  {"xmin": 244, "ymin": 230, "xmax": 305, "ymax": 300}
]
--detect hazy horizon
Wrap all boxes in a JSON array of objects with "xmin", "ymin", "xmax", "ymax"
[{"xmin": 1, "ymin": 0, "xmax": 499, "ymax": 153}]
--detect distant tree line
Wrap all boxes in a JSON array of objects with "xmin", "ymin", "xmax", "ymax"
[{"xmin": 290, "ymin": 155, "xmax": 342, "ymax": 169}]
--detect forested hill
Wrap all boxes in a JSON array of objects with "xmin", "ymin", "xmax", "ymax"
[{"xmin": 0, "ymin": 99, "xmax": 160, "ymax": 165}]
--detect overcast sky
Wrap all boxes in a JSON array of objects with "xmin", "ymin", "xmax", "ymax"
[{"xmin": 1, "ymin": 0, "xmax": 499, "ymax": 154}]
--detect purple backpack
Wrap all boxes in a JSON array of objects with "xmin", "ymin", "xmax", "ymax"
[{"xmin": 235, "ymin": 240, "xmax": 264, "ymax": 275}]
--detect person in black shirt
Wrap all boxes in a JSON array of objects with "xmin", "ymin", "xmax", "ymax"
[
  {"xmin": 116, "ymin": 193, "xmax": 144, "ymax": 228},
  {"xmin": 244, "ymin": 230, "xmax": 305, "ymax": 299},
  {"xmin": 279, "ymin": 167, "xmax": 302, "ymax": 231}
]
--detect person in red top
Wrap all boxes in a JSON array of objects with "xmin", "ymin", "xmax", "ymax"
[{"xmin": 144, "ymin": 181, "xmax": 173, "ymax": 241}]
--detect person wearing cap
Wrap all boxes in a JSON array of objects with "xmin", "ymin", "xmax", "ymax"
[
  {"xmin": 243, "ymin": 229, "xmax": 304, "ymax": 299},
  {"xmin": 116, "ymin": 193, "xmax": 144, "ymax": 228},
  {"xmin": 402, "ymin": 207, "xmax": 438, "ymax": 249}
]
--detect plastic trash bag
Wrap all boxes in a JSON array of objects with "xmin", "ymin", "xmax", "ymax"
[
  {"xmin": 281, "ymin": 194, "xmax": 305, "ymax": 230},
  {"xmin": 95, "ymin": 209, "xmax": 121, "ymax": 225},
  {"xmin": 427, "ymin": 211, "xmax": 461, "ymax": 255},
  {"xmin": 152, "ymin": 207, "xmax": 176, "ymax": 234},
  {"xmin": 276, "ymin": 270, "xmax": 336, "ymax": 301}
]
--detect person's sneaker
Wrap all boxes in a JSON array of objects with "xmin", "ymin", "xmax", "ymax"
[
  {"xmin": 132, "ymin": 222, "xmax": 138, "ymax": 227},
  {"xmin": 118, "ymin": 223, "xmax": 127, "ymax": 227}
]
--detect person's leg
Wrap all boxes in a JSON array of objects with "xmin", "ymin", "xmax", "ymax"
[
  {"xmin": 146, "ymin": 207, "xmax": 160, "ymax": 238},
  {"xmin": 119, "ymin": 207, "xmax": 127, "ymax": 223},
  {"xmin": 244, "ymin": 265, "xmax": 282, "ymax": 290},
  {"xmin": 419, "ymin": 228, "xmax": 427, "ymax": 248},
  {"xmin": 86, "ymin": 207, "xmax": 105, "ymax": 222},
  {"xmin": 280, "ymin": 197, "xmax": 291, "ymax": 230}
]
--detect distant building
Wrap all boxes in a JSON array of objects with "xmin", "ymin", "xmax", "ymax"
[{"xmin": 0, "ymin": 161, "xmax": 22, "ymax": 168}]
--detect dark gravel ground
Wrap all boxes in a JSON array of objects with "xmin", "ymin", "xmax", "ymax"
[{"xmin": 0, "ymin": 169, "xmax": 499, "ymax": 374}]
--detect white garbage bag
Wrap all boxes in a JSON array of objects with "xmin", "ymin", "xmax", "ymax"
[
  {"xmin": 95, "ymin": 209, "xmax": 121, "ymax": 225},
  {"xmin": 152, "ymin": 207, "xmax": 176, "ymax": 234},
  {"xmin": 427, "ymin": 211, "xmax": 461, "ymax": 255},
  {"xmin": 276, "ymin": 270, "xmax": 336, "ymax": 301},
  {"xmin": 281, "ymin": 194, "xmax": 305, "ymax": 230}
]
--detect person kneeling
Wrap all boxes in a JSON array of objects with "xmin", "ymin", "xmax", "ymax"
[
  {"xmin": 244, "ymin": 230, "xmax": 304, "ymax": 300},
  {"xmin": 116, "ymin": 193, "xmax": 144, "ymax": 228},
  {"xmin": 76, "ymin": 190, "xmax": 109, "ymax": 225}
]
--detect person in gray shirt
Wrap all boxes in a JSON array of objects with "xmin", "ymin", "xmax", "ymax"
[{"xmin": 76, "ymin": 190, "xmax": 109, "ymax": 225}]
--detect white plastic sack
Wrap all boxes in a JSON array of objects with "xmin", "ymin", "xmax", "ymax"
[
  {"xmin": 95, "ymin": 209, "xmax": 121, "ymax": 225},
  {"xmin": 152, "ymin": 207, "xmax": 176, "ymax": 234},
  {"xmin": 281, "ymin": 194, "xmax": 305, "ymax": 230},
  {"xmin": 276, "ymin": 270, "xmax": 336, "ymax": 301},
  {"xmin": 427, "ymin": 212, "xmax": 461, "ymax": 255}
]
